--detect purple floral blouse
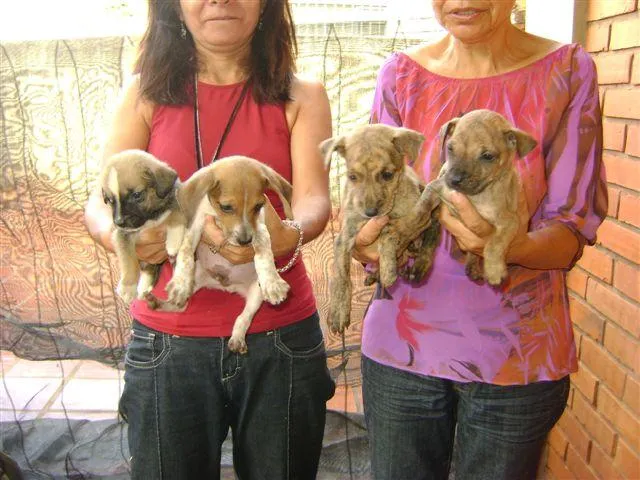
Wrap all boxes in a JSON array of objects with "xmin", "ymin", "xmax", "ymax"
[{"xmin": 362, "ymin": 44, "xmax": 608, "ymax": 385}]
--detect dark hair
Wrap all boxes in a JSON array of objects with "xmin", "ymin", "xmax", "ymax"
[{"xmin": 135, "ymin": 0, "xmax": 298, "ymax": 105}]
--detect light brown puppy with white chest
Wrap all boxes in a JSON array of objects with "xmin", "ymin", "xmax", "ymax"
[
  {"xmin": 321, "ymin": 124, "xmax": 440, "ymax": 334},
  {"xmin": 432, "ymin": 109, "xmax": 537, "ymax": 285},
  {"xmin": 99, "ymin": 149, "xmax": 186, "ymax": 304},
  {"xmin": 153, "ymin": 155, "xmax": 294, "ymax": 353}
]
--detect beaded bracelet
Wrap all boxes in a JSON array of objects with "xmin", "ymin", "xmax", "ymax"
[{"xmin": 277, "ymin": 220, "xmax": 303, "ymax": 274}]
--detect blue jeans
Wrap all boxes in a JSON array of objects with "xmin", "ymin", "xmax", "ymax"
[
  {"xmin": 362, "ymin": 356, "xmax": 569, "ymax": 480},
  {"xmin": 119, "ymin": 313, "xmax": 335, "ymax": 480}
]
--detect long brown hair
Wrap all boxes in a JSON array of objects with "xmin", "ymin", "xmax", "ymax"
[{"xmin": 135, "ymin": 0, "xmax": 298, "ymax": 105}]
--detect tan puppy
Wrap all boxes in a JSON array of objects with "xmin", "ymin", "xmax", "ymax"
[
  {"xmin": 392, "ymin": 109, "xmax": 537, "ymax": 286},
  {"xmin": 151, "ymin": 155, "xmax": 293, "ymax": 353},
  {"xmin": 434, "ymin": 109, "xmax": 536, "ymax": 285},
  {"xmin": 99, "ymin": 150, "xmax": 186, "ymax": 304},
  {"xmin": 320, "ymin": 124, "xmax": 440, "ymax": 334}
]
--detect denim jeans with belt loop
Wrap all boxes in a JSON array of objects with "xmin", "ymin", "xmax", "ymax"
[
  {"xmin": 119, "ymin": 312, "xmax": 335, "ymax": 480},
  {"xmin": 362, "ymin": 355, "xmax": 570, "ymax": 480}
]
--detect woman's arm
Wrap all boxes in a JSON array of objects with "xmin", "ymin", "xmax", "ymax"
[
  {"xmin": 84, "ymin": 77, "xmax": 166, "ymax": 263},
  {"xmin": 272, "ymin": 76, "xmax": 332, "ymax": 256}
]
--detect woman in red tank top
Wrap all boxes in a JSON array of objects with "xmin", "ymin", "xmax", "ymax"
[{"xmin": 84, "ymin": 1, "xmax": 335, "ymax": 478}]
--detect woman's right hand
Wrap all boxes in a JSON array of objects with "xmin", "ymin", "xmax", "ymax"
[
  {"xmin": 135, "ymin": 225, "xmax": 169, "ymax": 264},
  {"xmin": 352, "ymin": 216, "xmax": 389, "ymax": 264}
]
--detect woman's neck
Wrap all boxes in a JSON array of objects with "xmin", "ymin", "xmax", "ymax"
[
  {"xmin": 440, "ymin": 24, "xmax": 525, "ymax": 77},
  {"xmin": 194, "ymin": 42, "xmax": 251, "ymax": 85}
]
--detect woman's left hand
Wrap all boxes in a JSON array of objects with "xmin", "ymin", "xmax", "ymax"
[{"xmin": 440, "ymin": 189, "xmax": 529, "ymax": 259}]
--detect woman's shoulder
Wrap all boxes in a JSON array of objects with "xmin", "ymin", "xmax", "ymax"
[{"xmin": 289, "ymin": 75, "xmax": 328, "ymax": 106}]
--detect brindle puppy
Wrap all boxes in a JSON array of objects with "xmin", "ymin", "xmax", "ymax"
[
  {"xmin": 320, "ymin": 124, "xmax": 440, "ymax": 334},
  {"xmin": 391, "ymin": 109, "xmax": 537, "ymax": 286},
  {"xmin": 99, "ymin": 149, "xmax": 186, "ymax": 304}
]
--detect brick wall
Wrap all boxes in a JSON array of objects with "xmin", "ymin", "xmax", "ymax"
[{"xmin": 545, "ymin": 1, "xmax": 640, "ymax": 479}]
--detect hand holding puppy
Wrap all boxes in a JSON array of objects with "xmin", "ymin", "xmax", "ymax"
[
  {"xmin": 440, "ymin": 187, "xmax": 529, "ymax": 263},
  {"xmin": 135, "ymin": 225, "xmax": 169, "ymax": 264}
]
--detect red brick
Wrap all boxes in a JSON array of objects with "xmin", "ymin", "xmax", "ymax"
[
  {"xmin": 614, "ymin": 260, "xmax": 640, "ymax": 303},
  {"xmin": 586, "ymin": 22, "xmax": 611, "ymax": 53},
  {"xmin": 571, "ymin": 365, "xmax": 599, "ymax": 403},
  {"xmin": 587, "ymin": 278, "xmax": 640, "ymax": 335},
  {"xmin": 597, "ymin": 218, "xmax": 640, "ymax": 264},
  {"xmin": 604, "ymin": 322, "xmax": 639, "ymax": 370},
  {"xmin": 548, "ymin": 426, "xmax": 569, "ymax": 458},
  {"xmin": 622, "ymin": 375, "xmax": 640, "ymax": 415},
  {"xmin": 547, "ymin": 443, "xmax": 575, "ymax": 479},
  {"xmin": 572, "ymin": 390, "xmax": 617, "ymax": 454},
  {"xmin": 632, "ymin": 54, "xmax": 640, "ymax": 84},
  {"xmin": 610, "ymin": 15, "xmax": 640, "ymax": 50},
  {"xmin": 626, "ymin": 123, "xmax": 640, "ymax": 157},
  {"xmin": 604, "ymin": 89, "xmax": 640, "ymax": 119},
  {"xmin": 558, "ymin": 410, "xmax": 593, "ymax": 461},
  {"xmin": 581, "ymin": 336, "xmax": 627, "ymax": 396},
  {"xmin": 567, "ymin": 268, "xmax": 588, "ymax": 297},
  {"xmin": 598, "ymin": 385, "xmax": 640, "ymax": 445},
  {"xmin": 566, "ymin": 444, "xmax": 598, "ymax": 480},
  {"xmin": 614, "ymin": 438, "xmax": 640, "ymax": 479},
  {"xmin": 590, "ymin": 441, "xmax": 625, "ymax": 479},
  {"xmin": 587, "ymin": 0, "xmax": 638, "ymax": 21},
  {"xmin": 603, "ymin": 119, "xmax": 627, "ymax": 151},
  {"xmin": 603, "ymin": 153, "xmax": 640, "ymax": 190},
  {"xmin": 570, "ymin": 297, "xmax": 605, "ymax": 341},
  {"xmin": 618, "ymin": 191, "xmax": 640, "ymax": 228},
  {"xmin": 577, "ymin": 246, "xmax": 613, "ymax": 282},
  {"xmin": 594, "ymin": 52, "xmax": 633, "ymax": 84},
  {"xmin": 607, "ymin": 186, "xmax": 620, "ymax": 218}
]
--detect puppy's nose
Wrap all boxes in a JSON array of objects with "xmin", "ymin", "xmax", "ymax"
[
  {"xmin": 364, "ymin": 207, "xmax": 379, "ymax": 218},
  {"xmin": 447, "ymin": 170, "xmax": 466, "ymax": 188},
  {"xmin": 114, "ymin": 215, "xmax": 126, "ymax": 228},
  {"xmin": 237, "ymin": 235, "xmax": 253, "ymax": 246}
]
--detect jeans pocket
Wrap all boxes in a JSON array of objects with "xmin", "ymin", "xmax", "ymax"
[
  {"xmin": 274, "ymin": 313, "xmax": 326, "ymax": 359},
  {"xmin": 124, "ymin": 321, "xmax": 171, "ymax": 369}
]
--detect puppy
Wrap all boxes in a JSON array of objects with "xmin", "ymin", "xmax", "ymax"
[
  {"xmin": 392, "ymin": 110, "xmax": 537, "ymax": 286},
  {"xmin": 149, "ymin": 155, "xmax": 293, "ymax": 354},
  {"xmin": 320, "ymin": 124, "xmax": 441, "ymax": 334},
  {"xmin": 434, "ymin": 109, "xmax": 536, "ymax": 285},
  {"xmin": 99, "ymin": 149, "xmax": 186, "ymax": 304}
]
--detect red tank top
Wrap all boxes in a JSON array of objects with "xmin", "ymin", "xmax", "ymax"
[{"xmin": 130, "ymin": 81, "xmax": 316, "ymax": 336}]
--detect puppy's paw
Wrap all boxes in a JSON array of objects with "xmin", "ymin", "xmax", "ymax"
[
  {"xmin": 166, "ymin": 274, "xmax": 194, "ymax": 308},
  {"xmin": 364, "ymin": 271, "xmax": 379, "ymax": 286},
  {"xmin": 404, "ymin": 257, "xmax": 433, "ymax": 283},
  {"xmin": 117, "ymin": 282, "xmax": 137, "ymax": 304},
  {"xmin": 465, "ymin": 255, "xmax": 484, "ymax": 282},
  {"xmin": 228, "ymin": 335, "xmax": 248, "ymax": 354},
  {"xmin": 379, "ymin": 267, "xmax": 398, "ymax": 289},
  {"xmin": 328, "ymin": 308, "xmax": 350, "ymax": 334},
  {"xmin": 260, "ymin": 275, "xmax": 289, "ymax": 305},
  {"xmin": 484, "ymin": 261, "xmax": 507, "ymax": 286}
]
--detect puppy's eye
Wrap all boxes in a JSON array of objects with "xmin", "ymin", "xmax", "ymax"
[
  {"xmin": 381, "ymin": 170, "xmax": 394, "ymax": 181},
  {"xmin": 219, "ymin": 204, "xmax": 234, "ymax": 214},
  {"xmin": 348, "ymin": 173, "xmax": 358, "ymax": 182},
  {"xmin": 447, "ymin": 143, "xmax": 454, "ymax": 153},
  {"xmin": 253, "ymin": 203, "xmax": 264, "ymax": 214},
  {"xmin": 480, "ymin": 152, "xmax": 496, "ymax": 162},
  {"xmin": 102, "ymin": 194, "xmax": 112, "ymax": 205},
  {"xmin": 130, "ymin": 190, "xmax": 146, "ymax": 202}
]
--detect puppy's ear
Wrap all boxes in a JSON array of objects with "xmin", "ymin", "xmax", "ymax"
[
  {"xmin": 151, "ymin": 165, "xmax": 178, "ymax": 199},
  {"xmin": 319, "ymin": 136, "xmax": 345, "ymax": 169},
  {"xmin": 177, "ymin": 165, "xmax": 218, "ymax": 221},
  {"xmin": 505, "ymin": 129, "xmax": 537, "ymax": 158},
  {"xmin": 439, "ymin": 118, "xmax": 459, "ymax": 154},
  {"xmin": 391, "ymin": 127, "xmax": 425, "ymax": 163},
  {"xmin": 260, "ymin": 164, "xmax": 294, "ymax": 219}
]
